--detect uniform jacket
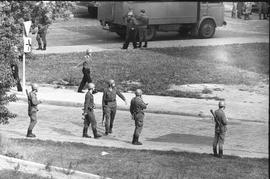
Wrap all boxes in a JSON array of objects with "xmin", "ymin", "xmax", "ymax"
[
  {"xmin": 136, "ymin": 13, "xmax": 149, "ymax": 28},
  {"xmin": 28, "ymin": 91, "xmax": 41, "ymax": 113},
  {"xmin": 11, "ymin": 64, "xmax": 19, "ymax": 79},
  {"xmin": 214, "ymin": 109, "xmax": 228, "ymax": 133},
  {"xmin": 84, "ymin": 91, "xmax": 95, "ymax": 113},
  {"xmin": 130, "ymin": 96, "xmax": 147, "ymax": 115},
  {"xmin": 125, "ymin": 16, "xmax": 137, "ymax": 29},
  {"xmin": 82, "ymin": 67, "xmax": 91, "ymax": 81},
  {"xmin": 102, "ymin": 87, "xmax": 125, "ymax": 107},
  {"xmin": 37, "ymin": 15, "xmax": 52, "ymax": 34}
]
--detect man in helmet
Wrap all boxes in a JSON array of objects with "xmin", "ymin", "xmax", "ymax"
[
  {"xmin": 26, "ymin": 83, "xmax": 42, "ymax": 137},
  {"xmin": 77, "ymin": 49, "xmax": 93, "ymax": 93},
  {"xmin": 102, "ymin": 79, "xmax": 127, "ymax": 135},
  {"xmin": 34, "ymin": 13, "xmax": 52, "ymax": 50},
  {"xmin": 212, "ymin": 101, "xmax": 228, "ymax": 158},
  {"xmin": 135, "ymin": 9, "xmax": 149, "ymax": 48},
  {"xmin": 122, "ymin": 8, "xmax": 138, "ymax": 49},
  {"xmin": 130, "ymin": 89, "xmax": 148, "ymax": 145},
  {"xmin": 82, "ymin": 83, "xmax": 102, "ymax": 138}
]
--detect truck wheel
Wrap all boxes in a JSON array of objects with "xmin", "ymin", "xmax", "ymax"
[
  {"xmin": 88, "ymin": 7, "xmax": 97, "ymax": 18},
  {"xmin": 199, "ymin": 19, "xmax": 216, "ymax": 38},
  {"xmin": 146, "ymin": 26, "xmax": 156, "ymax": 41}
]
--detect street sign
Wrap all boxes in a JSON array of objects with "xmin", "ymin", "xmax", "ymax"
[
  {"xmin": 23, "ymin": 37, "xmax": 32, "ymax": 53},
  {"xmin": 23, "ymin": 21, "xmax": 32, "ymax": 37}
]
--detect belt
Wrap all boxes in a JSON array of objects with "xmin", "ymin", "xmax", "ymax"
[{"xmin": 106, "ymin": 99, "xmax": 116, "ymax": 102}]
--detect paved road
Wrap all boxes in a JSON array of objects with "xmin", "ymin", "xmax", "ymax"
[
  {"xmin": 30, "ymin": 11, "xmax": 269, "ymax": 54},
  {"xmin": 0, "ymin": 102, "xmax": 268, "ymax": 158}
]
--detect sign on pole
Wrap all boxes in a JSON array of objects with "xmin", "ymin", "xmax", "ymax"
[
  {"xmin": 23, "ymin": 37, "xmax": 32, "ymax": 53},
  {"xmin": 22, "ymin": 21, "xmax": 32, "ymax": 93}
]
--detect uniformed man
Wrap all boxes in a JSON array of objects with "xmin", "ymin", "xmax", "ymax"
[
  {"xmin": 10, "ymin": 62, "xmax": 22, "ymax": 92},
  {"xmin": 135, "ymin": 9, "xmax": 149, "ymax": 48},
  {"xmin": 35, "ymin": 13, "xmax": 52, "ymax": 50},
  {"xmin": 212, "ymin": 101, "xmax": 228, "ymax": 158},
  {"xmin": 77, "ymin": 49, "xmax": 93, "ymax": 93},
  {"xmin": 26, "ymin": 83, "xmax": 42, "ymax": 137},
  {"xmin": 102, "ymin": 79, "xmax": 127, "ymax": 135},
  {"xmin": 82, "ymin": 83, "xmax": 102, "ymax": 138},
  {"xmin": 130, "ymin": 89, "xmax": 148, "ymax": 145},
  {"xmin": 122, "ymin": 10, "xmax": 138, "ymax": 49},
  {"xmin": 258, "ymin": 2, "xmax": 268, "ymax": 20},
  {"xmin": 236, "ymin": 2, "xmax": 244, "ymax": 19}
]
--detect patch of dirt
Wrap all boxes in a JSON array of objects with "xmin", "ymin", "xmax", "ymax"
[{"xmin": 168, "ymin": 83, "xmax": 269, "ymax": 103}]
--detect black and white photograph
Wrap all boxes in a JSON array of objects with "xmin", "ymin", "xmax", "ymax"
[{"xmin": 0, "ymin": 1, "xmax": 268, "ymax": 178}]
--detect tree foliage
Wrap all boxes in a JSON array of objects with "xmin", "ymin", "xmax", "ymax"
[{"xmin": 0, "ymin": 1, "xmax": 75, "ymax": 124}]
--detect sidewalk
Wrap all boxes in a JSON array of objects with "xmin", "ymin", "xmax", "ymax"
[{"xmin": 10, "ymin": 83, "xmax": 268, "ymax": 123}]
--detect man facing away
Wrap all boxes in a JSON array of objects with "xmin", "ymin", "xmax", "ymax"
[
  {"xmin": 130, "ymin": 89, "xmax": 148, "ymax": 145},
  {"xmin": 212, "ymin": 101, "xmax": 228, "ymax": 158}
]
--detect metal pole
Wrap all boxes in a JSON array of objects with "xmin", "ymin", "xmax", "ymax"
[{"xmin": 22, "ymin": 52, "xmax": 25, "ymax": 93}]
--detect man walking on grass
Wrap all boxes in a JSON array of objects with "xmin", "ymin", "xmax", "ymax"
[
  {"xmin": 130, "ymin": 89, "xmax": 148, "ymax": 145},
  {"xmin": 26, "ymin": 83, "xmax": 42, "ymax": 138},
  {"xmin": 82, "ymin": 83, "xmax": 101, "ymax": 139}
]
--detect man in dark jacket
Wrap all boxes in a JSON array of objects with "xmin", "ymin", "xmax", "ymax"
[
  {"xmin": 82, "ymin": 83, "xmax": 102, "ymax": 138},
  {"xmin": 130, "ymin": 89, "xmax": 148, "ymax": 145},
  {"xmin": 35, "ymin": 13, "xmax": 51, "ymax": 50},
  {"xmin": 212, "ymin": 101, "xmax": 228, "ymax": 158},
  {"xmin": 11, "ymin": 62, "xmax": 22, "ymax": 92}
]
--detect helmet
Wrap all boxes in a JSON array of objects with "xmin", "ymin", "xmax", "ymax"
[
  {"xmin": 135, "ymin": 89, "xmax": 143, "ymax": 96},
  {"xmin": 87, "ymin": 83, "xmax": 95, "ymax": 90},
  {"xmin": 127, "ymin": 11, "xmax": 133, "ymax": 16},
  {"xmin": 31, "ymin": 83, "xmax": 38, "ymax": 91},
  {"xmin": 218, "ymin": 101, "xmax": 225, "ymax": 108},
  {"xmin": 108, "ymin": 79, "xmax": 115, "ymax": 86},
  {"xmin": 86, "ymin": 49, "xmax": 92, "ymax": 55}
]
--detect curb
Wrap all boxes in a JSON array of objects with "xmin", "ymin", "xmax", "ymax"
[{"xmin": 0, "ymin": 154, "xmax": 109, "ymax": 179}]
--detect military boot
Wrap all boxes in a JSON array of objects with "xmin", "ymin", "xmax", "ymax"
[
  {"xmin": 219, "ymin": 149, "xmax": 223, "ymax": 158},
  {"xmin": 36, "ymin": 45, "xmax": 42, "ymax": 50},
  {"xmin": 82, "ymin": 128, "xmax": 91, "ymax": 138},
  {"xmin": 132, "ymin": 135, "xmax": 136, "ymax": 144},
  {"xmin": 42, "ymin": 44, "xmax": 46, "ymax": 50},
  {"xmin": 26, "ymin": 130, "xmax": 36, "ymax": 138},
  {"xmin": 132, "ymin": 136, "xmax": 142, "ymax": 145},
  {"xmin": 213, "ymin": 147, "xmax": 218, "ymax": 157},
  {"xmin": 138, "ymin": 42, "xmax": 142, "ymax": 48},
  {"xmin": 93, "ymin": 129, "xmax": 102, "ymax": 139}
]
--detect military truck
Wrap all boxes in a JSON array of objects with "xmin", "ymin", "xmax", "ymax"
[{"xmin": 98, "ymin": 1, "xmax": 226, "ymax": 40}]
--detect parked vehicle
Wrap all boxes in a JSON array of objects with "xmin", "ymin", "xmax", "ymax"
[
  {"xmin": 76, "ymin": 1, "xmax": 100, "ymax": 18},
  {"xmin": 98, "ymin": 1, "xmax": 227, "ymax": 40}
]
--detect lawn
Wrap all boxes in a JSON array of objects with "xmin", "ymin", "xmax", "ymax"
[
  {"xmin": 1, "ymin": 138, "xmax": 268, "ymax": 179},
  {"xmin": 0, "ymin": 170, "xmax": 50, "ymax": 179},
  {"xmin": 23, "ymin": 43, "xmax": 269, "ymax": 97}
]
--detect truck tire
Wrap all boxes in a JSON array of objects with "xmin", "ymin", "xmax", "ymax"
[
  {"xmin": 88, "ymin": 7, "xmax": 97, "ymax": 18},
  {"xmin": 198, "ymin": 19, "xmax": 216, "ymax": 38},
  {"xmin": 146, "ymin": 26, "xmax": 156, "ymax": 41}
]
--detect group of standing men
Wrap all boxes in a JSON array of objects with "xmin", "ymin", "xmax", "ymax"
[
  {"xmin": 232, "ymin": 2, "xmax": 269, "ymax": 20},
  {"xmin": 122, "ymin": 9, "xmax": 149, "ymax": 50}
]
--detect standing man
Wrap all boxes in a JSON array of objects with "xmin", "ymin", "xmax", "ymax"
[
  {"xmin": 102, "ymin": 79, "xmax": 127, "ymax": 135},
  {"xmin": 77, "ymin": 49, "xmax": 92, "ymax": 93},
  {"xmin": 236, "ymin": 2, "xmax": 244, "ymax": 19},
  {"xmin": 10, "ymin": 62, "xmax": 22, "ymax": 92},
  {"xmin": 258, "ymin": 2, "xmax": 268, "ymax": 20},
  {"xmin": 122, "ymin": 10, "xmax": 138, "ymax": 49},
  {"xmin": 34, "ymin": 13, "xmax": 51, "ymax": 50},
  {"xmin": 82, "ymin": 83, "xmax": 101, "ymax": 138},
  {"xmin": 130, "ymin": 89, "xmax": 148, "ymax": 145},
  {"xmin": 212, "ymin": 101, "xmax": 228, "ymax": 158},
  {"xmin": 135, "ymin": 9, "xmax": 149, "ymax": 48},
  {"xmin": 26, "ymin": 83, "xmax": 42, "ymax": 138}
]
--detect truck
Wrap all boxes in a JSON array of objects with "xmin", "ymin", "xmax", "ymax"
[{"xmin": 97, "ymin": 1, "xmax": 226, "ymax": 40}]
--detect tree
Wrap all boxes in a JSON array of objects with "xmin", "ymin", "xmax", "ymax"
[{"xmin": 0, "ymin": 1, "xmax": 75, "ymax": 124}]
